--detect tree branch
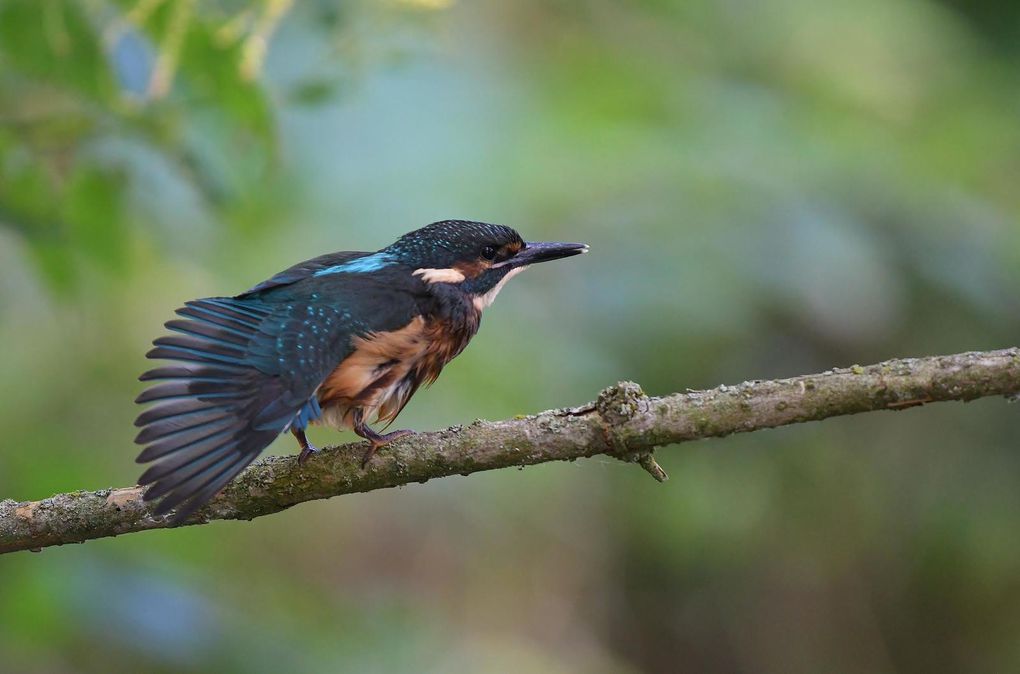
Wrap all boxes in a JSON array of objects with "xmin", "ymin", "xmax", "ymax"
[{"xmin": 3, "ymin": 348, "xmax": 1019, "ymax": 555}]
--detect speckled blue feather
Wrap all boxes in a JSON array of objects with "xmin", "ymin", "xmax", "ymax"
[{"xmin": 313, "ymin": 252, "xmax": 394, "ymax": 276}]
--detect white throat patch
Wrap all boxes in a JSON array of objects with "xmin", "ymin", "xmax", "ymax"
[{"xmin": 473, "ymin": 266, "xmax": 528, "ymax": 311}]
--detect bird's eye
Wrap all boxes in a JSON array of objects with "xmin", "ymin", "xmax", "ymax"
[{"xmin": 481, "ymin": 245, "xmax": 497, "ymax": 261}]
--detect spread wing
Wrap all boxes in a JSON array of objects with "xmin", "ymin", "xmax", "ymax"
[{"xmin": 134, "ymin": 295, "xmax": 356, "ymax": 522}]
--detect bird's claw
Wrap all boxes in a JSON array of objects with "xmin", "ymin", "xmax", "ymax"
[
  {"xmin": 360, "ymin": 443, "xmax": 379, "ymax": 469},
  {"xmin": 359, "ymin": 429, "xmax": 414, "ymax": 468},
  {"xmin": 297, "ymin": 442, "xmax": 319, "ymax": 465}
]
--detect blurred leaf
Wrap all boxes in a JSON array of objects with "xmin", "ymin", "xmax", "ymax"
[
  {"xmin": 0, "ymin": 0, "xmax": 287, "ymax": 287},
  {"xmin": 64, "ymin": 165, "xmax": 129, "ymax": 273},
  {"xmin": 0, "ymin": 0, "xmax": 117, "ymax": 104},
  {"xmin": 176, "ymin": 18, "xmax": 275, "ymax": 142},
  {"xmin": 0, "ymin": 150, "xmax": 129, "ymax": 290},
  {"xmin": 288, "ymin": 79, "xmax": 338, "ymax": 106}
]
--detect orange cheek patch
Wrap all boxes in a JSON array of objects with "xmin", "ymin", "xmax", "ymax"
[{"xmin": 453, "ymin": 260, "xmax": 489, "ymax": 279}]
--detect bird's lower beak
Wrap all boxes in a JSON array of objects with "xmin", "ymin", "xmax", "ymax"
[{"xmin": 511, "ymin": 241, "xmax": 589, "ymax": 267}]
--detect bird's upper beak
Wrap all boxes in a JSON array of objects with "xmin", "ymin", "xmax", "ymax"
[{"xmin": 510, "ymin": 241, "xmax": 589, "ymax": 267}]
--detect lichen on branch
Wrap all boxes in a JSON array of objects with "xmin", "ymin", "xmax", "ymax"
[{"xmin": 2, "ymin": 348, "xmax": 1019, "ymax": 555}]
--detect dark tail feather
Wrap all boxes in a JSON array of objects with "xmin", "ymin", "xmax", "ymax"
[
  {"xmin": 135, "ymin": 297, "xmax": 303, "ymax": 524},
  {"xmin": 150, "ymin": 450, "xmax": 259, "ymax": 521}
]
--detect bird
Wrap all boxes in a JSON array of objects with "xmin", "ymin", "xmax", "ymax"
[{"xmin": 134, "ymin": 220, "xmax": 588, "ymax": 522}]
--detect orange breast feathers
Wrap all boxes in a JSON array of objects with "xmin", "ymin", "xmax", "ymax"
[{"xmin": 315, "ymin": 316, "xmax": 474, "ymax": 430}]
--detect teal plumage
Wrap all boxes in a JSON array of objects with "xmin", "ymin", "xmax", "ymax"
[{"xmin": 135, "ymin": 220, "xmax": 588, "ymax": 522}]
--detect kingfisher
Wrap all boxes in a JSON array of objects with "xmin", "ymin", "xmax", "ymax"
[{"xmin": 134, "ymin": 220, "xmax": 588, "ymax": 521}]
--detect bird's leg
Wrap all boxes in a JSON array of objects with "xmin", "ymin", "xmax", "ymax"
[
  {"xmin": 352, "ymin": 409, "xmax": 413, "ymax": 468},
  {"xmin": 292, "ymin": 428, "xmax": 319, "ymax": 465}
]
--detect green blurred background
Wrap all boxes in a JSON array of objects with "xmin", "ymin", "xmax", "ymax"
[{"xmin": 2, "ymin": 0, "xmax": 1020, "ymax": 672}]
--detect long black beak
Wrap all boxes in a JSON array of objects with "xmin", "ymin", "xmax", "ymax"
[{"xmin": 511, "ymin": 241, "xmax": 589, "ymax": 267}]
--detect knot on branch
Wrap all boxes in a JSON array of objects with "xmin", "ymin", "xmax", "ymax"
[
  {"xmin": 595, "ymin": 381, "xmax": 667, "ymax": 482},
  {"xmin": 596, "ymin": 381, "xmax": 647, "ymax": 425}
]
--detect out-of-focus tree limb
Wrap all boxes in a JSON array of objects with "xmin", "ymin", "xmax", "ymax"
[{"xmin": 2, "ymin": 348, "xmax": 1018, "ymax": 555}]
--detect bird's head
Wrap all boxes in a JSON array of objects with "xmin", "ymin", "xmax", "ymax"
[{"xmin": 386, "ymin": 220, "xmax": 588, "ymax": 310}]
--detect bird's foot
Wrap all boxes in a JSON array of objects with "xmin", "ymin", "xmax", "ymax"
[
  {"xmin": 297, "ymin": 442, "xmax": 319, "ymax": 465},
  {"xmin": 360, "ymin": 429, "xmax": 414, "ymax": 468},
  {"xmin": 292, "ymin": 428, "xmax": 319, "ymax": 465}
]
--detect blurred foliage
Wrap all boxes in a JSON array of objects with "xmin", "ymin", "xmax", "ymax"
[{"xmin": 2, "ymin": 0, "xmax": 1020, "ymax": 673}]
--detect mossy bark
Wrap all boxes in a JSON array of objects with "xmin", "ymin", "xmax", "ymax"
[{"xmin": 2, "ymin": 348, "xmax": 1019, "ymax": 554}]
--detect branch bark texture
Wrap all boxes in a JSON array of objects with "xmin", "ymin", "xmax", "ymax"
[{"xmin": 3, "ymin": 348, "xmax": 1019, "ymax": 554}]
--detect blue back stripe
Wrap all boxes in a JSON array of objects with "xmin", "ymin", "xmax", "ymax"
[{"xmin": 314, "ymin": 252, "xmax": 393, "ymax": 276}]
